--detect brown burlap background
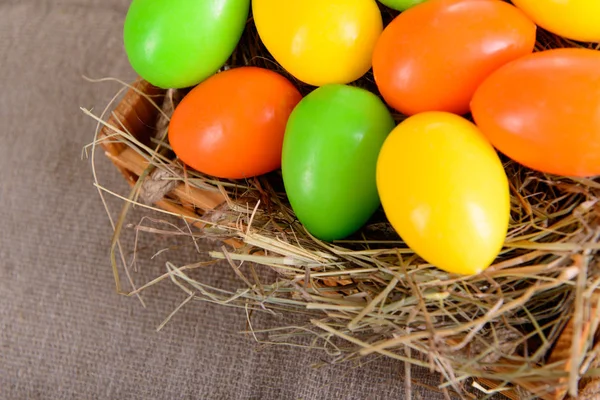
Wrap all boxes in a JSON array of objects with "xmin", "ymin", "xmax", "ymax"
[{"xmin": 0, "ymin": 1, "xmax": 454, "ymax": 398}]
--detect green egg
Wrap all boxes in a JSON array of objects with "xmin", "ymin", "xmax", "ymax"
[
  {"xmin": 123, "ymin": 0, "xmax": 250, "ymax": 89},
  {"xmin": 281, "ymin": 84, "xmax": 396, "ymax": 241},
  {"xmin": 378, "ymin": 0, "xmax": 428, "ymax": 11}
]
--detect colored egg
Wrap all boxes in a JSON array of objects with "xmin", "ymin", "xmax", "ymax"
[
  {"xmin": 252, "ymin": 0, "xmax": 383, "ymax": 86},
  {"xmin": 282, "ymin": 85, "xmax": 396, "ymax": 241},
  {"xmin": 124, "ymin": 0, "xmax": 250, "ymax": 89},
  {"xmin": 378, "ymin": 0, "xmax": 427, "ymax": 11},
  {"xmin": 511, "ymin": 0, "xmax": 600, "ymax": 43},
  {"xmin": 376, "ymin": 112, "xmax": 510, "ymax": 275},
  {"xmin": 471, "ymin": 48, "xmax": 600, "ymax": 177},
  {"xmin": 372, "ymin": 0, "xmax": 536, "ymax": 116},
  {"xmin": 168, "ymin": 67, "xmax": 302, "ymax": 179}
]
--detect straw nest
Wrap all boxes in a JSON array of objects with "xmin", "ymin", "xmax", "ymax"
[{"xmin": 85, "ymin": 7, "xmax": 600, "ymax": 400}]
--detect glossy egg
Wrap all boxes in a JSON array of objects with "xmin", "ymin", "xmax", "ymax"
[
  {"xmin": 124, "ymin": 0, "xmax": 250, "ymax": 89},
  {"xmin": 282, "ymin": 85, "xmax": 396, "ymax": 241},
  {"xmin": 471, "ymin": 48, "xmax": 600, "ymax": 177},
  {"xmin": 377, "ymin": 112, "xmax": 510, "ymax": 275},
  {"xmin": 372, "ymin": 0, "xmax": 536, "ymax": 116},
  {"xmin": 169, "ymin": 67, "xmax": 302, "ymax": 179},
  {"xmin": 378, "ymin": 0, "xmax": 427, "ymax": 11},
  {"xmin": 512, "ymin": 0, "xmax": 600, "ymax": 43},
  {"xmin": 252, "ymin": 0, "xmax": 383, "ymax": 86}
]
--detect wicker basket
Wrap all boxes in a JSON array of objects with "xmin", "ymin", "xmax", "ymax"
[
  {"xmin": 97, "ymin": 78, "xmax": 600, "ymax": 400},
  {"xmin": 99, "ymin": 80, "xmax": 227, "ymax": 220}
]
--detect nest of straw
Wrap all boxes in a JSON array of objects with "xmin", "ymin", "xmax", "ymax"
[{"xmin": 85, "ymin": 6, "xmax": 600, "ymax": 400}]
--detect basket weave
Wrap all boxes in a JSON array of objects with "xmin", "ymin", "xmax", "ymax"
[
  {"xmin": 98, "ymin": 78, "xmax": 600, "ymax": 400},
  {"xmin": 100, "ymin": 81, "xmax": 226, "ymax": 220}
]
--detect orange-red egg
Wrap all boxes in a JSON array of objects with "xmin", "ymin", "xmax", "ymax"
[
  {"xmin": 372, "ymin": 0, "xmax": 536, "ymax": 116},
  {"xmin": 471, "ymin": 48, "xmax": 600, "ymax": 177},
  {"xmin": 168, "ymin": 67, "xmax": 302, "ymax": 179}
]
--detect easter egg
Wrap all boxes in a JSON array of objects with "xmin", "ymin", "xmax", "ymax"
[
  {"xmin": 282, "ymin": 85, "xmax": 396, "ymax": 241},
  {"xmin": 168, "ymin": 67, "xmax": 302, "ymax": 179},
  {"xmin": 124, "ymin": 0, "xmax": 250, "ymax": 89},
  {"xmin": 372, "ymin": 0, "xmax": 536, "ymax": 116},
  {"xmin": 471, "ymin": 48, "xmax": 600, "ymax": 177},
  {"xmin": 378, "ymin": 0, "xmax": 427, "ymax": 11},
  {"xmin": 511, "ymin": 0, "xmax": 600, "ymax": 43},
  {"xmin": 377, "ymin": 112, "xmax": 510, "ymax": 275},
  {"xmin": 252, "ymin": 0, "xmax": 383, "ymax": 86}
]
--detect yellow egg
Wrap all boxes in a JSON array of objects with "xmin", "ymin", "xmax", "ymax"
[
  {"xmin": 252, "ymin": 0, "xmax": 383, "ymax": 86},
  {"xmin": 376, "ymin": 112, "xmax": 510, "ymax": 275},
  {"xmin": 511, "ymin": 0, "xmax": 600, "ymax": 43}
]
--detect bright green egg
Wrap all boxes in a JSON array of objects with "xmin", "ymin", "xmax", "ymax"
[
  {"xmin": 378, "ymin": 0, "xmax": 427, "ymax": 11},
  {"xmin": 123, "ymin": 0, "xmax": 250, "ymax": 89},
  {"xmin": 281, "ymin": 84, "xmax": 396, "ymax": 241}
]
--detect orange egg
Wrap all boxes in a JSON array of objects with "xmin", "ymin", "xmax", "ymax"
[
  {"xmin": 168, "ymin": 67, "xmax": 302, "ymax": 179},
  {"xmin": 471, "ymin": 48, "xmax": 600, "ymax": 177},
  {"xmin": 372, "ymin": 0, "xmax": 536, "ymax": 116}
]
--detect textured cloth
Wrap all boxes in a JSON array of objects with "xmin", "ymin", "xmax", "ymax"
[{"xmin": 0, "ymin": 1, "xmax": 449, "ymax": 399}]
